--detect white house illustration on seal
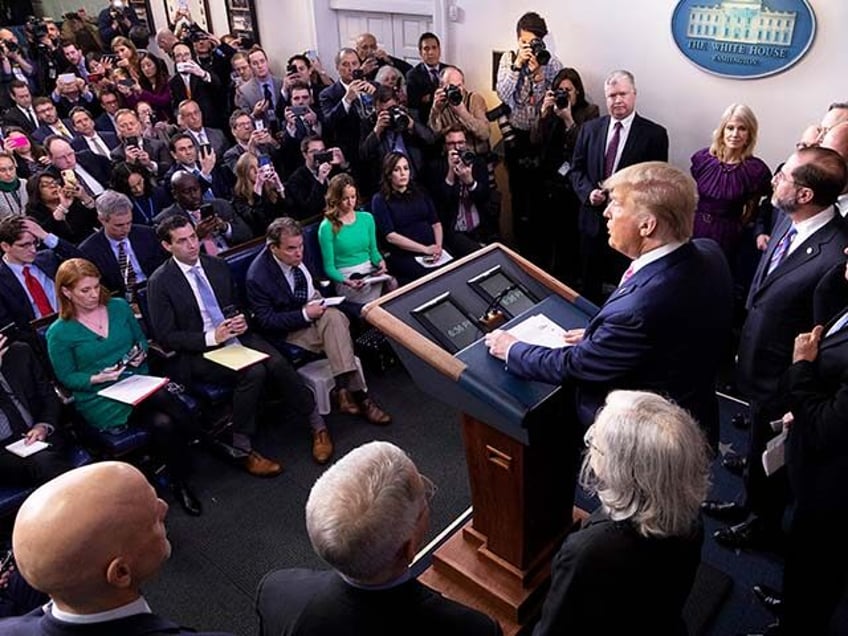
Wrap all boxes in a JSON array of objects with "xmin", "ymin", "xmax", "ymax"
[{"xmin": 687, "ymin": 0, "xmax": 797, "ymax": 45}]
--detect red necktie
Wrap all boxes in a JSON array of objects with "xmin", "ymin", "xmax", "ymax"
[{"xmin": 23, "ymin": 266, "xmax": 53, "ymax": 317}]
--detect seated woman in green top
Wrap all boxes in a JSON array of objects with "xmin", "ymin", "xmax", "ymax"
[
  {"xmin": 45, "ymin": 258, "xmax": 202, "ymax": 516},
  {"xmin": 317, "ymin": 174, "xmax": 396, "ymax": 304}
]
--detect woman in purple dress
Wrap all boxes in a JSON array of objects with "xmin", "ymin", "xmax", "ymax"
[{"xmin": 690, "ymin": 104, "xmax": 771, "ymax": 267}]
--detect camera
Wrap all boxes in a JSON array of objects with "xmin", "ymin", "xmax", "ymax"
[
  {"xmin": 352, "ymin": 69, "xmax": 364, "ymax": 81},
  {"xmin": 290, "ymin": 105, "xmax": 309, "ymax": 116},
  {"xmin": 445, "ymin": 84, "xmax": 463, "ymax": 107},
  {"xmin": 388, "ymin": 106, "xmax": 410, "ymax": 132},
  {"xmin": 485, "ymin": 102, "xmax": 516, "ymax": 148},
  {"xmin": 26, "ymin": 17, "xmax": 49, "ymax": 41},
  {"xmin": 554, "ymin": 89, "xmax": 569, "ymax": 110},
  {"xmin": 459, "ymin": 150, "xmax": 476, "ymax": 166},
  {"xmin": 313, "ymin": 150, "xmax": 334, "ymax": 165},
  {"xmin": 529, "ymin": 38, "xmax": 551, "ymax": 66},
  {"xmin": 184, "ymin": 23, "xmax": 209, "ymax": 43},
  {"xmin": 2, "ymin": 39, "xmax": 18, "ymax": 53},
  {"xmin": 286, "ymin": 63, "xmax": 298, "ymax": 76}
]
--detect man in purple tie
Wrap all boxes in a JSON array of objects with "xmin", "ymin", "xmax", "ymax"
[
  {"xmin": 706, "ymin": 146, "xmax": 848, "ymax": 553},
  {"xmin": 568, "ymin": 70, "xmax": 668, "ymax": 303}
]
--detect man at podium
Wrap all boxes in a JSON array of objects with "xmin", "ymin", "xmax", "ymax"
[{"xmin": 485, "ymin": 161, "xmax": 732, "ymax": 447}]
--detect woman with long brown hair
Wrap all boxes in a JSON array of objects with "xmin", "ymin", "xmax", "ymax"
[{"xmin": 232, "ymin": 152, "xmax": 288, "ymax": 237}]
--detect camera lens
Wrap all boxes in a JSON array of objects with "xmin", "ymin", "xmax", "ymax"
[
  {"xmin": 530, "ymin": 38, "xmax": 551, "ymax": 66},
  {"xmin": 460, "ymin": 150, "xmax": 476, "ymax": 166},
  {"xmin": 554, "ymin": 89, "xmax": 569, "ymax": 110},
  {"xmin": 445, "ymin": 85, "xmax": 463, "ymax": 106}
]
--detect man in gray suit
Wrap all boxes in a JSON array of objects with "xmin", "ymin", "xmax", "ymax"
[
  {"xmin": 177, "ymin": 99, "xmax": 230, "ymax": 159},
  {"xmin": 235, "ymin": 47, "xmax": 282, "ymax": 123}
]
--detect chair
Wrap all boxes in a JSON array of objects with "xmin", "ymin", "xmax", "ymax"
[
  {"xmin": 297, "ymin": 356, "xmax": 366, "ymax": 415},
  {"xmin": 220, "ymin": 236, "xmax": 266, "ymax": 305}
]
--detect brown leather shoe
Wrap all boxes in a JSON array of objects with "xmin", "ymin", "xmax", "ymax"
[
  {"xmin": 336, "ymin": 388, "xmax": 361, "ymax": 415},
  {"xmin": 312, "ymin": 428, "xmax": 334, "ymax": 464},
  {"xmin": 361, "ymin": 397, "xmax": 392, "ymax": 425},
  {"xmin": 244, "ymin": 451, "xmax": 282, "ymax": 477}
]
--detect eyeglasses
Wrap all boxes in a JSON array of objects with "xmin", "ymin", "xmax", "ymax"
[
  {"xmin": 773, "ymin": 170, "xmax": 809, "ymax": 189},
  {"xmin": 419, "ymin": 473, "xmax": 437, "ymax": 504},
  {"xmin": 13, "ymin": 239, "xmax": 40, "ymax": 250}
]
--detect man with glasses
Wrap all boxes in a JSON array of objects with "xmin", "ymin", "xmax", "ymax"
[
  {"xmin": 256, "ymin": 440, "xmax": 501, "ymax": 636},
  {"xmin": 0, "ymin": 216, "xmax": 80, "ymax": 329},
  {"xmin": 222, "ymin": 109, "xmax": 279, "ymax": 175},
  {"xmin": 707, "ymin": 147, "xmax": 848, "ymax": 553}
]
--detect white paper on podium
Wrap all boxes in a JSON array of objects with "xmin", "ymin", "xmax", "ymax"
[
  {"xmin": 97, "ymin": 374, "xmax": 169, "ymax": 405},
  {"xmin": 5, "ymin": 438, "xmax": 50, "ymax": 458},
  {"xmin": 507, "ymin": 314, "xmax": 571, "ymax": 349}
]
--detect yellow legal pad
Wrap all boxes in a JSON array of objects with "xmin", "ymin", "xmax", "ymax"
[{"xmin": 202, "ymin": 344, "xmax": 270, "ymax": 371}]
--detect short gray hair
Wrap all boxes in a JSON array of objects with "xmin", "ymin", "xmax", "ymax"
[
  {"xmin": 95, "ymin": 190, "xmax": 132, "ymax": 220},
  {"xmin": 305, "ymin": 441, "xmax": 424, "ymax": 582},
  {"xmin": 265, "ymin": 216, "xmax": 302, "ymax": 246},
  {"xmin": 605, "ymin": 69, "xmax": 636, "ymax": 90},
  {"xmin": 581, "ymin": 390, "xmax": 710, "ymax": 538},
  {"xmin": 334, "ymin": 47, "xmax": 358, "ymax": 68}
]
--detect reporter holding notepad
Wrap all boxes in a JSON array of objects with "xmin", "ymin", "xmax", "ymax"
[{"xmin": 45, "ymin": 257, "xmax": 202, "ymax": 516}]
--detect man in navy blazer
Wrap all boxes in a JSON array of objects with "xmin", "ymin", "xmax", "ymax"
[
  {"xmin": 79, "ymin": 191, "xmax": 167, "ymax": 298},
  {"xmin": 485, "ymin": 162, "xmax": 732, "ymax": 448},
  {"xmin": 708, "ymin": 147, "xmax": 848, "ymax": 551},
  {"xmin": 569, "ymin": 70, "xmax": 668, "ymax": 303},
  {"xmin": 4, "ymin": 462, "xmax": 233, "ymax": 636}
]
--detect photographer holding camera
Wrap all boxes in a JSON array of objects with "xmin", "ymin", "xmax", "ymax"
[
  {"xmin": 98, "ymin": 0, "xmax": 141, "ymax": 52},
  {"xmin": 278, "ymin": 81, "xmax": 322, "ymax": 175},
  {"xmin": 428, "ymin": 65, "xmax": 490, "ymax": 155},
  {"xmin": 286, "ymin": 135, "xmax": 349, "ymax": 219},
  {"xmin": 538, "ymin": 67, "xmax": 599, "ymax": 281},
  {"xmin": 0, "ymin": 29, "xmax": 36, "ymax": 104},
  {"xmin": 496, "ymin": 11, "xmax": 562, "ymax": 263},
  {"xmin": 359, "ymin": 84, "xmax": 435, "ymax": 200}
]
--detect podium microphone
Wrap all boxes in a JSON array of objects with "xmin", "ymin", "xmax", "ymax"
[{"xmin": 477, "ymin": 284, "xmax": 518, "ymax": 331}]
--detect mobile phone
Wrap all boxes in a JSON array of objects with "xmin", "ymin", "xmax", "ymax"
[
  {"xmin": 5, "ymin": 136, "xmax": 27, "ymax": 149},
  {"xmin": 352, "ymin": 69, "xmax": 364, "ymax": 81},
  {"xmin": 313, "ymin": 150, "xmax": 333, "ymax": 165},
  {"xmin": 61, "ymin": 169, "xmax": 77, "ymax": 187},
  {"xmin": 101, "ymin": 53, "xmax": 117, "ymax": 63},
  {"xmin": 257, "ymin": 154, "xmax": 271, "ymax": 168},
  {"xmin": 87, "ymin": 71, "xmax": 104, "ymax": 83},
  {"xmin": 200, "ymin": 142, "xmax": 212, "ymax": 156},
  {"xmin": 290, "ymin": 105, "xmax": 308, "ymax": 116},
  {"xmin": 252, "ymin": 117, "xmax": 265, "ymax": 131},
  {"xmin": 222, "ymin": 304, "xmax": 240, "ymax": 319},
  {"xmin": 304, "ymin": 49, "xmax": 319, "ymax": 62},
  {"xmin": 199, "ymin": 203, "xmax": 214, "ymax": 219},
  {"xmin": 0, "ymin": 321, "xmax": 16, "ymax": 340},
  {"xmin": 58, "ymin": 72, "xmax": 76, "ymax": 84},
  {"xmin": 176, "ymin": 61, "xmax": 192, "ymax": 73},
  {"xmin": 125, "ymin": 135, "xmax": 140, "ymax": 148},
  {"xmin": 119, "ymin": 343, "xmax": 142, "ymax": 366},
  {"xmin": 286, "ymin": 63, "xmax": 298, "ymax": 76},
  {"xmin": 177, "ymin": 0, "xmax": 189, "ymax": 10},
  {"xmin": 118, "ymin": 78, "xmax": 135, "ymax": 87}
]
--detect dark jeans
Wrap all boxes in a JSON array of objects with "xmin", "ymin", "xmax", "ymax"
[{"xmin": 0, "ymin": 431, "xmax": 73, "ymax": 488}]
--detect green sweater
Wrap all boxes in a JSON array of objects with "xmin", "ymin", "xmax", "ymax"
[
  {"xmin": 317, "ymin": 212, "xmax": 382, "ymax": 283},
  {"xmin": 46, "ymin": 297, "xmax": 150, "ymax": 430}
]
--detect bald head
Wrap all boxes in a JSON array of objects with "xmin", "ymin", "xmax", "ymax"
[{"xmin": 13, "ymin": 462, "xmax": 170, "ymax": 613}]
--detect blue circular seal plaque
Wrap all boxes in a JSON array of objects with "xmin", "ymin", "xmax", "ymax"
[{"xmin": 671, "ymin": 0, "xmax": 816, "ymax": 79}]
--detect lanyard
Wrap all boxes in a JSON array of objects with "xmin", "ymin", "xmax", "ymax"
[{"xmin": 133, "ymin": 197, "xmax": 155, "ymax": 223}]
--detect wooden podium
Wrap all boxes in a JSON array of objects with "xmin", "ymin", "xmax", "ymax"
[{"xmin": 363, "ymin": 244, "xmax": 597, "ymax": 634}]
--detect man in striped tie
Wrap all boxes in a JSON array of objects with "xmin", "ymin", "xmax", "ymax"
[{"xmin": 707, "ymin": 146, "xmax": 848, "ymax": 552}]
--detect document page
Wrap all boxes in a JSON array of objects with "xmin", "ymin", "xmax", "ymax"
[
  {"xmin": 203, "ymin": 344, "xmax": 270, "ymax": 371},
  {"xmin": 97, "ymin": 374, "xmax": 169, "ymax": 405},
  {"xmin": 507, "ymin": 314, "xmax": 571, "ymax": 349}
]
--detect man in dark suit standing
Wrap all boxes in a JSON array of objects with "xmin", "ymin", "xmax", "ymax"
[
  {"xmin": 6, "ymin": 462, "xmax": 234, "ymax": 635},
  {"xmin": 168, "ymin": 43, "xmax": 222, "ymax": 126},
  {"xmin": 177, "ymin": 99, "xmax": 230, "ymax": 159},
  {"xmin": 405, "ymin": 32, "xmax": 447, "ymax": 124},
  {"xmin": 245, "ymin": 217, "xmax": 390, "ymax": 426},
  {"xmin": 2, "ymin": 81, "xmax": 39, "ymax": 135},
  {"xmin": 0, "ymin": 337, "xmax": 71, "ymax": 487},
  {"xmin": 569, "ymin": 70, "xmax": 668, "ymax": 303},
  {"xmin": 708, "ymin": 147, "xmax": 848, "ymax": 551},
  {"xmin": 256, "ymin": 441, "xmax": 501, "ymax": 636},
  {"xmin": 355, "ymin": 33, "xmax": 412, "ymax": 82},
  {"xmin": 79, "ymin": 190, "xmax": 166, "ymax": 299},
  {"xmin": 147, "ymin": 215, "xmax": 333, "ymax": 473},
  {"xmin": 485, "ymin": 161, "xmax": 732, "ymax": 448}
]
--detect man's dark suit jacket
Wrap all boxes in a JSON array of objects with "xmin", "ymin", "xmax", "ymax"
[
  {"xmin": 93, "ymin": 111, "xmax": 117, "ymax": 135},
  {"xmin": 358, "ymin": 118, "xmax": 435, "ymax": 197},
  {"xmin": 569, "ymin": 113, "xmax": 669, "ymax": 238},
  {"xmin": 0, "ymin": 606, "xmax": 233, "ymax": 635},
  {"xmin": 2, "ymin": 106, "xmax": 38, "ymax": 135},
  {"xmin": 71, "ymin": 131, "xmax": 119, "ymax": 154},
  {"xmin": 737, "ymin": 211, "xmax": 848, "ymax": 402},
  {"xmin": 406, "ymin": 62, "xmax": 448, "ymax": 123},
  {"xmin": 168, "ymin": 72, "xmax": 223, "ymax": 127},
  {"xmin": 318, "ymin": 81, "xmax": 366, "ymax": 177},
  {"xmin": 31, "ymin": 119, "xmax": 74, "ymax": 145},
  {"xmin": 152, "ymin": 199, "xmax": 252, "ymax": 247},
  {"xmin": 185, "ymin": 126, "xmax": 229, "ymax": 159},
  {"xmin": 506, "ymin": 240, "xmax": 732, "ymax": 444},
  {"xmin": 78, "ymin": 226, "xmax": 167, "ymax": 296},
  {"xmin": 2, "ymin": 341, "xmax": 61, "ymax": 430},
  {"xmin": 110, "ymin": 137, "xmax": 173, "ymax": 179},
  {"xmin": 162, "ymin": 162, "xmax": 234, "ymax": 202},
  {"xmin": 256, "ymin": 568, "xmax": 501, "ymax": 636},
  {"xmin": 533, "ymin": 509, "xmax": 702, "ymax": 636},
  {"xmin": 0, "ymin": 239, "xmax": 81, "ymax": 328},
  {"xmin": 71, "ymin": 150, "xmax": 112, "ymax": 191}
]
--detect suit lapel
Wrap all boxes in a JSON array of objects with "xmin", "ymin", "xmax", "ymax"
[
  {"xmin": 594, "ymin": 116, "xmax": 610, "ymax": 178},
  {"xmin": 263, "ymin": 249, "xmax": 295, "ymax": 298},
  {"xmin": 617, "ymin": 114, "xmax": 641, "ymax": 169},
  {"xmin": 750, "ymin": 215, "xmax": 792, "ymax": 297},
  {"xmin": 758, "ymin": 216, "xmax": 835, "ymax": 294}
]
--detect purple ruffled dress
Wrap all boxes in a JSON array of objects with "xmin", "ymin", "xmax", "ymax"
[{"xmin": 690, "ymin": 147, "xmax": 771, "ymax": 258}]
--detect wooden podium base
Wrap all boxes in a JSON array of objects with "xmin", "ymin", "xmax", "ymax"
[{"xmin": 420, "ymin": 509, "xmax": 588, "ymax": 635}]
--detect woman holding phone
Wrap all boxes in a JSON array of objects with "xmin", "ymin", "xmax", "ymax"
[
  {"xmin": 0, "ymin": 151, "xmax": 28, "ymax": 219},
  {"xmin": 232, "ymin": 152, "xmax": 287, "ymax": 236},
  {"xmin": 2, "ymin": 129, "xmax": 49, "ymax": 179},
  {"xmin": 24, "ymin": 172, "xmax": 97, "ymax": 244},
  {"xmin": 46, "ymin": 258, "xmax": 203, "ymax": 516}
]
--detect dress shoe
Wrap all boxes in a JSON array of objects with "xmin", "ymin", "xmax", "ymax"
[
  {"xmin": 360, "ymin": 397, "xmax": 391, "ymax": 425},
  {"xmin": 244, "ymin": 451, "xmax": 283, "ymax": 477},
  {"xmin": 753, "ymin": 583, "xmax": 784, "ymax": 615},
  {"xmin": 335, "ymin": 388, "xmax": 361, "ymax": 415},
  {"xmin": 701, "ymin": 500, "xmax": 748, "ymax": 522},
  {"xmin": 173, "ymin": 481, "xmax": 202, "ymax": 516},
  {"xmin": 722, "ymin": 454, "xmax": 747, "ymax": 476},
  {"xmin": 714, "ymin": 518, "xmax": 773, "ymax": 551},
  {"xmin": 312, "ymin": 428, "xmax": 334, "ymax": 464}
]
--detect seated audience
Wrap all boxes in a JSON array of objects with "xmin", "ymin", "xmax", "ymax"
[
  {"xmin": 69, "ymin": 107, "xmax": 119, "ymax": 158},
  {"xmin": 111, "ymin": 108, "xmax": 172, "ymax": 179},
  {"xmin": 177, "ymin": 99, "xmax": 230, "ymax": 158},
  {"xmin": 533, "ymin": 390, "xmax": 708, "ymax": 635},
  {"xmin": 163, "ymin": 132, "xmax": 233, "ymax": 201},
  {"xmin": 286, "ymin": 135, "xmax": 349, "ymax": 220},
  {"xmin": 256, "ymin": 441, "xmax": 501, "ymax": 636},
  {"xmin": 428, "ymin": 65, "xmax": 490, "ymax": 154},
  {"xmin": 6, "ymin": 462, "xmax": 233, "ymax": 632},
  {"xmin": 79, "ymin": 190, "xmax": 167, "ymax": 300},
  {"xmin": 222, "ymin": 109, "xmax": 279, "ymax": 175},
  {"xmin": 246, "ymin": 217, "xmax": 390, "ymax": 425},
  {"xmin": 46, "ymin": 258, "xmax": 202, "ymax": 515},
  {"xmin": 318, "ymin": 173, "xmax": 394, "ymax": 304},
  {"xmin": 94, "ymin": 89, "xmax": 120, "ymax": 134},
  {"xmin": 44, "ymin": 135, "xmax": 109, "ymax": 197},
  {"xmin": 111, "ymin": 162, "xmax": 169, "ymax": 225},
  {"xmin": 0, "ymin": 151, "xmax": 27, "ymax": 219},
  {"xmin": 2, "ymin": 129, "xmax": 47, "ymax": 180},
  {"xmin": 155, "ymin": 171, "xmax": 251, "ymax": 253},
  {"xmin": 148, "ymin": 215, "xmax": 331, "ymax": 471},
  {"xmin": 31, "ymin": 98, "xmax": 74, "ymax": 144},
  {"xmin": 0, "ymin": 336, "xmax": 71, "ymax": 487},
  {"xmin": 232, "ymin": 152, "xmax": 287, "ymax": 237},
  {"xmin": 372, "ymin": 152, "xmax": 445, "ymax": 284},
  {"xmin": 0, "ymin": 216, "xmax": 79, "ymax": 328},
  {"xmin": 24, "ymin": 171, "xmax": 97, "ymax": 245}
]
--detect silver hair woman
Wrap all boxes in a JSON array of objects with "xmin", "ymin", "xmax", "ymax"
[{"xmin": 534, "ymin": 390, "xmax": 710, "ymax": 635}]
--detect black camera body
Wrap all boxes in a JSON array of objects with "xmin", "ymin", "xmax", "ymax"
[
  {"xmin": 554, "ymin": 89, "xmax": 569, "ymax": 110},
  {"xmin": 27, "ymin": 17, "xmax": 49, "ymax": 41},
  {"xmin": 459, "ymin": 150, "xmax": 476, "ymax": 166},
  {"xmin": 529, "ymin": 38, "xmax": 551, "ymax": 66},
  {"xmin": 352, "ymin": 69, "xmax": 364, "ymax": 81},
  {"xmin": 445, "ymin": 84, "xmax": 463, "ymax": 106},
  {"xmin": 286, "ymin": 63, "xmax": 298, "ymax": 76},
  {"xmin": 2, "ymin": 39, "xmax": 19, "ymax": 53},
  {"xmin": 388, "ymin": 106, "xmax": 409, "ymax": 132},
  {"xmin": 313, "ymin": 150, "xmax": 334, "ymax": 165}
]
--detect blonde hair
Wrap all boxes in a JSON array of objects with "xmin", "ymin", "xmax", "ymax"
[
  {"xmin": 233, "ymin": 152, "xmax": 258, "ymax": 205},
  {"xmin": 709, "ymin": 103, "xmax": 759, "ymax": 163},
  {"xmin": 324, "ymin": 173, "xmax": 357, "ymax": 234}
]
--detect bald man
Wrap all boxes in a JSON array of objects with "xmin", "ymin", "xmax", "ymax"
[
  {"xmin": 1, "ymin": 462, "xmax": 233, "ymax": 635},
  {"xmin": 821, "ymin": 122, "xmax": 848, "ymax": 217}
]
